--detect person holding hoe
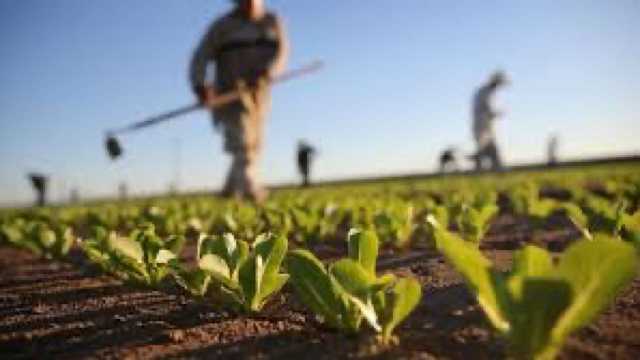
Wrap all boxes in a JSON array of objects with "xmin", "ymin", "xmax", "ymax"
[{"xmin": 190, "ymin": 0, "xmax": 288, "ymax": 202}]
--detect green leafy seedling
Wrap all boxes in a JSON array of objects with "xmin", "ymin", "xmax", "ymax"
[
  {"xmin": 287, "ymin": 229, "xmax": 421, "ymax": 343},
  {"xmin": 456, "ymin": 202, "xmax": 499, "ymax": 246},
  {"xmin": 1, "ymin": 219, "xmax": 75, "ymax": 259},
  {"xmin": 509, "ymin": 182, "xmax": 558, "ymax": 222},
  {"xmin": 81, "ymin": 223, "xmax": 183, "ymax": 286},
  {"xmin": 428, "ymin": 216, "xmax": 638, "ymax": 359},
  {"xmin": 373, "ymin": 204, "xmax": 415, "ymax": 250},
  {"xmin": 175, "ymin": 233, "xmax": 288, "ymax": 313}
]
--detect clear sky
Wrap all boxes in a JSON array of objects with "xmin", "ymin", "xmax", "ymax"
[{"xmin": 1, "ymin": 0, "xmax": 638, "ymax": 205}]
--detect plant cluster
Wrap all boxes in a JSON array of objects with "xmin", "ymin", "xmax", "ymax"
[
  {"xmin": 287, "ymin": 229, "xmax": 421, "ymax": 343},
  {"xmin": 428, "ymin": 215, "xmax": 637, "ymax": 359}
]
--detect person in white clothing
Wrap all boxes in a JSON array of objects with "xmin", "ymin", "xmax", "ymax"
[{"xmin": 471, "ymin": 71, "xmax": 508, "ymax": 171}]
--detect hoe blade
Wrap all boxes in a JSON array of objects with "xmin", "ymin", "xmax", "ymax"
[{"xmin": 106, "ymin": 135, "xmax": 123, "ymax": 160}]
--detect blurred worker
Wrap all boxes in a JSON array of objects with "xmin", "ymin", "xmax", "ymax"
[
  {"xmin": 28, "ymin": 173, "xmax": 48, "ymax": 207},
  {"xmin": 548, "ymin": 134, "xmax": 559, "ymax": 166},
  {"xmin": 471, "ymin": 71, "xmax": 509, "ymax": 171},
  {"xmin": 297, "ymin": 140, "xmax": 316, "ymax": 187},
  {"xmin": 70, "ymin": 188, "xmax": 80, "ymax": 203},
  {"xmin": 190, "ymin": 0, "xmax": 288, "ymax": 202},
  {"xmin": 439, "ymin": 146, "xmax": 459, "ymax": 173},
  {"xmin": 118, "ymin": 182, "xmax": 128, "ymax": 200}
]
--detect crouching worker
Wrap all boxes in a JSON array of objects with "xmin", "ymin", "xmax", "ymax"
[{"xmin": 189, "ymin": 0, "xmax": 288, "ymax": 202}]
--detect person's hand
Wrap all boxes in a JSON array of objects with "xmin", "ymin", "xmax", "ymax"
[
  {"xmin": 255, "ymin": 68, "xmax": 274, "ymax": 84},
  {"xmin": 193, "ymin": 85, "xmax": 216, "ymax": 106}
]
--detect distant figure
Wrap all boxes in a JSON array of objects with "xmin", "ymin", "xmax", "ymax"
[
  {"xmin": 28, "ymin": 173, "xmax": 48, "ymax": 207},
  {"xmin": 548, "ymin": 135, "xmax": 559, "ymax": 166},
  {"xmin": 119, "ymin": 182, "xmax": 128, "ymax": 200},
  {"xmin": 297, "ymin": 141, "xmax": 316, "ymax": 187},
  {"xmin": 70, "ymin": 188, "xmax": 80, "ymax": 203},
  {"xmin": 439, "ymin": 147, "xmax": 459, "ymax": 173},
  {"xmin": 471, "ymin": 71, "xmax": 509, "ymax": 171},
  {"xmin": 189, "ymin": 0, "xmax": 289, "ymax": 203}
]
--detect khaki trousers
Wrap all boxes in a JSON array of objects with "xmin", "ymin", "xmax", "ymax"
[{"xmin": 213, "ymin": 87, "xmax": 270, "ymax": 201}]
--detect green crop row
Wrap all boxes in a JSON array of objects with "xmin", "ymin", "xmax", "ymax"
[{"xmin": 1, "ymin": 163, "xmax": 639, "ymax": 357}]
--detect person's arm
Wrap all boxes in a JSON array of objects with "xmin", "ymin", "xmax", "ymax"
[
  {"xmin": 189, "ymin": 21, "xmax": 220, "ymax": 100},
  {"xmin": 266, "ymin": 15, "xmax": 289, "ymax": 79}
]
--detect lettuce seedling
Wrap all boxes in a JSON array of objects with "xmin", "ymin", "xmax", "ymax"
[
  {"xmin": 428, "ymin": 216, "xmax": 637, "ymax": 359},
  {"xmin": 175, "ymin": 233, "xmax": 289, "ymax": 313},
  {"xmin": 289, "ymin": 205, "xmax": 322, "ymax": 244},
  {"xmin": 81, "ymin": 224, "xmax": 183, "ymax": 286},
  {"xmin": 561, "ymin": 199, "xmax": 627, "ymax": 240},
  {"xmin": 509, "ymin": 182, "xmax": 558, "ymax": 221},
  {"xmin": 621, "ymin": 210, "xmax": 640, "ymax": 248},
  {"xmin": 261, "ymin": 206, "xmax": 293, "ymax": 238},
  {"xmin": 287, "ymin": 229, "xmax": 421, "ymax": 343},
  {"xmin": 373, "ymin": 204, "xmax": 415, "ymax": 249},
  {"xmin": 211, "ymin": 203, "xmax": 265, "ymax": 241},
  {"xmin": 421, "ymin": 202, "xmax": 450, "ymax": 247},
  {"xmin": 1, "ymin": 219, "xmax": 74, "ymax": 259},
  {"xmin": 456, "ymin": 202, "xmax": 499, "ymax": 246},
  {"xmin": 560, "ymin": 203, "xmax": 592, "ymax": 240}
]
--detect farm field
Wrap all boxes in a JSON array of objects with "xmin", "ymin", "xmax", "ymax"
[{"xmin": 1, "ymin": 162, "xmax": 640, "ymax": 359}]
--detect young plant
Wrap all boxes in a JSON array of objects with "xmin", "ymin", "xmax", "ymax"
[
  {"xmin": 621, "ymin": 210, "xmax": 640, "ymax": 248},
  {"xmin": 582, "ymin": 197, "xmax": 626, "ymax": 237},
  {"xmin": 286, "ymin": 229, "xmax": 421, "ymax": 344},
  {"xmin": 1, "ymin": 219, "xmax": 74, "ymax": 259},
  {"xmin": 455, "ymin": 201, "xmax": 499, "ymax": 246},
  {"xmin": 261, "ymin": 206, "xmax": 293, "ymax": 238},
  {"xmin": 289, "ymin": 205, "xmax": 322, "ymax": 244},
  {"xmin": 174, "ymin": 233, "xmax": 289, "ymax": 313},
  {"xmin": 561, "ymin": 199, "xmax": 627, "ymax": 240},
  {"xmin": 373, "ymin": 204, "xmax": 415, "ymax": 249},
  {"xmin": 509, "ymin": 182, "xmax": 558, "ymax": 222},
  {"xmin": 560, "ymin": 203, "xmax": 592, "ymax": 240},
  {"xmin": 428, "ymin": 216, "xmax": 637, "ymax": 359},
  {"xmin": 212, "ymin": 203, "xmax": 264, "ymax": 241},
  {"xmin": 420, "ymin": 201, "xmax": 450, "ymax": 247},
  {"xmin": 81, "ymin": 224, "xmax": 184, "ymax": 286}
]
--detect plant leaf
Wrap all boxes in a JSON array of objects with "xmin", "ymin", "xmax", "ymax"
[
  {"xmin": 108, "ymin": 233, "xmax": 143, "ymax": 263},
  {"xmin": 286, "ymin": 250, "xmax": 343, "ymax": 328},
  {"xmin": 428, "ymin": 215, "xmax": 511, "ymax": 333},
  {"xmin": 381, "ymin": 277, "xmax": 422, "ymax": 341},
  {"xmin": 551, "ymin": 238, "xmax": 638, "ymax": 344},
  {"xmin": 330, "ymin": 259, "xmax": 376, "ymax": 298},
  {"xmin": 347, "ymin": 229, "xmax": 378, "ymax": 276},
  {"xmin": 155, "ymin": 249, "xmax": 176, "ymax": 265},
  {"xmin": 508, "ymin": 279, "xmax": 572, "ymax": 358},
  {"xmin": 200, "ymin": 253, "xmax": 232, "ymax": 285},
  {"xmin": 507, "ymin": 245, "xmax": 553, "ymax": 297}
]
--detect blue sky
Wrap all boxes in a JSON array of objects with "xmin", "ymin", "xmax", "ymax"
[{"xmin": 0, "ymin": 0, "xmax": 638, "ymax": 205}]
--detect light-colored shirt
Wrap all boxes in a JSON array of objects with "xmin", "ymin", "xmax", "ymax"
[{"xmin": 472, "ymin": 84, "xmax": 499, "ymax": 146}]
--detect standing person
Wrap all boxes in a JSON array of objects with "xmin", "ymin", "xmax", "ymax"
[
  {"xmin": 471, "ymin": 71, "xmax": 509, "ymax": 171},
  {"xmin": 28, "ymin": 173, "xmax": 48, "ymax": 207},
  {"xmin": 190, "ymin": 0, "xmax": 289, "ymax": 202},
  {"xmin": 547, "ymin": 134, "xmax": 559, "ymax": 166},
  {"xmin": 297, "ymin": 140, "xmax": 316, "ymax": 187}
]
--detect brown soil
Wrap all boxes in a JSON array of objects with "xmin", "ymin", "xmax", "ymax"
[{"xmin": 1, "ymin": 214, "xmax": 640, "ymax": 359}]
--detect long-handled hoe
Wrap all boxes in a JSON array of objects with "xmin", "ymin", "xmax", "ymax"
[{"xmin": 104, "ymin": 61, "xmax": 323, "ymax": 160}]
